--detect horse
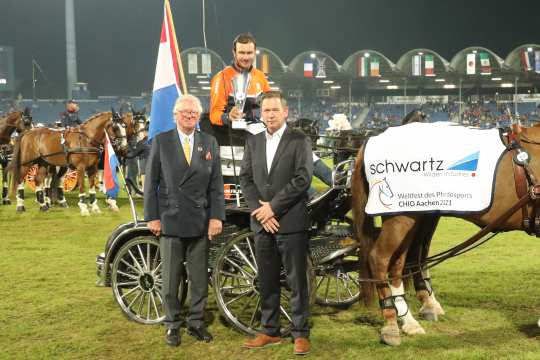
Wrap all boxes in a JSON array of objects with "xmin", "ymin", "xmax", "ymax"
[
  {"xmin": 0, "ymin": 108, "xmax": 33, "ymax": 204},
  {"xmin": 9, "ymin": 111, "xmax": 128, "ymax": 215},
  {"xmin": 351, "ymin": 121, "xmax": 539, "ymax": 346}
]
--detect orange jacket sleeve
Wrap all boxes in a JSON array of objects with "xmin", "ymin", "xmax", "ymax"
[{"xmin": 210, "ymin": 70, "xmax": 228, "ymax": 126}]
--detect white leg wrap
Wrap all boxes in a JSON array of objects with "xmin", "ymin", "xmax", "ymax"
[
  {"xmin": 106, "ymin": 197, "xmax": 119, "ymax": 212},
  {"xmin": 391, "ymin": 283, "xmax": 425, "ymax": 335}
]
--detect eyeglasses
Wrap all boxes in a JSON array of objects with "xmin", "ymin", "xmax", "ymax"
[{"xmin": 177, "ymin": 110, "xmax": 200, "ymax": 117}]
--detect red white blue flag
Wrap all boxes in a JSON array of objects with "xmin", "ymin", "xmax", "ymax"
[
  {"xmin": 148, "ymin": 0, "xmax": 181, "ymax": 141},
  {"xmin": 103, "ymin": 132, "xmax": 119, "ymax": 198}
]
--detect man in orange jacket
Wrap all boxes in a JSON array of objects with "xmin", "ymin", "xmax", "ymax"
[{"xmin": 209, "ymin": 33, "xmax": 270, "ymax": 127}]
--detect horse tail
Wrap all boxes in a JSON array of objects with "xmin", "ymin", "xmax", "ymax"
[
  {"xmin": 351, "ymin": 145, "xmax": 378, "ymax": 306},
  {"xmin": 8, "ymin": 135, "xmax": 22, "ymax": 197}
]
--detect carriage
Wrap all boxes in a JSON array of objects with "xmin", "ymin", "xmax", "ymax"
[{"xmin": 95, "ymin": 123, "xmax": 371, "ymax": 335}]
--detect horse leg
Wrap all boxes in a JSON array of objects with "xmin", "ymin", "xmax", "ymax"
[
  {"xmin": 56, "ymin": 167, "xmax": 68, "ymax": 208},
  {"xmin": 14, "ymin": 165, "xmax": 30, "ymax": 213},
  {"xmin": 370, "ymin": 215, "xmax": 417, "ymax": 346},
  {"xmin": 76, "ymin": 167, "xmax": 89, "ymax": 216},
  {"xmin": 43, "ymin": 172, "xmax": 52, "ymax": 208},
  {"xmin": 409, "ymin": 216, "xmax": 446, "ymax": 321},
  {"xmin": 34, "ymin": 166, "xmax": 49, "ymax": 212},
  {"xmin": 2, "ymin": 165, "xmax": 10, "ymax": 205},
  {"xmin": 87, "ymin": 168, "xmax": 101, "ymax": 214}
]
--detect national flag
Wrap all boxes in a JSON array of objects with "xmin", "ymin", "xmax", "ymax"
[
  {"xmin": 535, "ymin": 51, "xmax": 540, "ymax": 73},
  {"xmin": 187, "ymin": 53, "xmax": 198, "ymax": 74},
  {"xmin": 148, "ymin": 0, "xmax": 182, "ymax": 141},
  {"xmin": 521, "ymin": 50, "xmax": 533, "ymax": 71},
  {"xmin": 103, "ymin": 132, "xmax": 119, "ymax": 198},
  {"xmin": 480, "ymin": 53, "xmax": 491, "ymax": 75},
  {"xmin": 466, "ymin": 53, "xmax": 476, "ymax": 75},
  {"xmin": 412, "ymin": 55, "xmax": 422, "ymax": 76},
  {"xmin": 370, "ymin": 57, "xmax": 380, "ymax": 77},
  {"xmin": 357, "ymin": 56, "xmax": 369, "ymax": 77},
  {"xmin": 304, "ymin": 62, "xmax": 313, "ymax": 77},
  {"xmin": 424, "ymin": 54, "xmax": 435, "ymax": 76},
  {"xmin": 201, "ymin": 53, "xmax": 211, "ymax": 74},
  {"xmin": 261, "ymin": 53, "xmax": 270, "ymax": 74}
]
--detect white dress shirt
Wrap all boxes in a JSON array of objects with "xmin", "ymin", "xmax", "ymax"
[
  {"xmin": 265, "ymin": 123, "xmax": 286, "ymax": 172},
  {"xmin": 177, "ymin": 128, "xmax": 195, "ymax": 164}
]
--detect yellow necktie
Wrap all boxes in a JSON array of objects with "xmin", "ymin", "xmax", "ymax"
[{"xmin": 183, "ymin": 137, "xmax": 191, "ymax": 165}]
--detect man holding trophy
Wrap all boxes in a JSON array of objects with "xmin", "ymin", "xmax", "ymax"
[{"xmin": 209, "ymin": 33, "xmax": 270, "ymax": 129}]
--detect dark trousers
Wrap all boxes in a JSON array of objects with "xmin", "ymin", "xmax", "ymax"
[
  {"xmin": 160, "ymin": 235, "xmax": 208, "ymax": 330},
  {"xmin": 254, "ymin": 231, "xmax": 310, "ymax": 339}
]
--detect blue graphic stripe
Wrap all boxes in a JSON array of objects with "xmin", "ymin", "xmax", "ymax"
[{"xmin": 148, "ymin": 84, "xmax": 179, "ymax": 141}]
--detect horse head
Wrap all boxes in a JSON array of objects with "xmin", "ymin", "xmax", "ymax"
[
  {"xmin": 107, "ymin": 110, "xmax": 128, "ymax": 157},
  {"xmin": 132, "ymin": 108, "xmax": 148, "ymax": 141},
  {"xmin": 20, "ymin": 107, "xmax": 33, "ymax": 130},
  {"xmin": 402, "ymin": 109, "xmax": 426, "ymax": 125}
]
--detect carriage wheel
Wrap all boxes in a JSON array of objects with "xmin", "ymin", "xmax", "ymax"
[
  {"xmin": 24, "ymin": 164, "xmax": 38, "ymax": 191},
  {"xmin": 314, "ymin": 249, "xmax": 360, "ymax": 307},
  {"xmin": 212, "ymin": 231, "xmax": 314, "ymax": 336},
  {"xmin": 63, "ymin": 169, "xmax": 78, "ymax": 192},
  {"xmin": 111, "ymin": 236, "xmax": 187, "ymax": 325}
]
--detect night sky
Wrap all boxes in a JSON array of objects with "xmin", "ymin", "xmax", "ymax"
[{"xmin": 1, "ymin": 0, "xmax": 540, "ymax": 97}]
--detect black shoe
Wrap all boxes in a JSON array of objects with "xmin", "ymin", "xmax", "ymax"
[
  {"xmin": 165, "ymin": 328, "xmax": 181, "ymax": 347},
  {"xmin": 187, "ymin": 325, "xmax": 213, "ymax": 342}
]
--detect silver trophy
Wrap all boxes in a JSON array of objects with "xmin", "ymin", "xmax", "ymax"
[{"xmin": 231, "ymin": 73, "xmax": 251, "ymax": 129}]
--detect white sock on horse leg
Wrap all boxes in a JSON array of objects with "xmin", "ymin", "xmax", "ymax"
[{"xmin": 391, "ymin": 283, "xmax": 425, "ymax": 335}]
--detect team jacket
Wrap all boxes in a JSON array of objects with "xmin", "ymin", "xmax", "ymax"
[{"xmin": 209, "ymin": 64, "xmax": 270, "ymax": 126}]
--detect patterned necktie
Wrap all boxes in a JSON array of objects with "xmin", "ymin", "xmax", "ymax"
[{"xmin": 183, "ymin": 137, "xmax": 191, "ymax": 165}]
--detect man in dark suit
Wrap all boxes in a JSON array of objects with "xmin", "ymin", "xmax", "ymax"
[
  {"xmin": 144, "ymin": 94, "xmax": 225, "ymax": 347},
  {"xmin": 239, "ymin": 91, "xmax": 313, "ymax": 355}
]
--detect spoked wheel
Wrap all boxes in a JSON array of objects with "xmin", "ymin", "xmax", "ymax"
[
  {"xmin": 314, "ymin": 248, "xmax": 360, "ymax": 307},
  {"xmin": 212, "ymin": 231, "xmax": 314, "ymax": 336},
  {"xmin": 111, "ymin": 236, "xmax": 187, "ymax": 324}
]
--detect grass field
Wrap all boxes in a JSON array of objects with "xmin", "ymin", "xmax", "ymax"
[{"xmin": 2, "ymin": 189, "xmax": 540, "ymax": 360}]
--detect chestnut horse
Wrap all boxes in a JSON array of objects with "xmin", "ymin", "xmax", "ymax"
[
  {"xmin": 352, "ymin": 122, "xmax": 537, "ymax": 346},
  {"xmin": 0, "ymin": 108, "xmax": 33, "ymax": 204},
  {"xmin": 9, "ymin": 111, "xmax": 127, "ymax": 215}
]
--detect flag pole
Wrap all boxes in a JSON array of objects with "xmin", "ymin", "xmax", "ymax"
[{"xmin": 166, "ymin": 0, "xmax": 188, "ymax": 94}]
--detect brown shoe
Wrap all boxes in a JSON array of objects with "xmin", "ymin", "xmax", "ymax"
[
  {"xmin": 294, "ymin": 337, "xmax": 310, "ymax": 355},
  {"xmin": 243, "ymin": 333, "xmax": 282, "ymax": 349}
]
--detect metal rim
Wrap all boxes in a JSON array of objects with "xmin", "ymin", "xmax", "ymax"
[
  {"xmin": 111, "ymin": 236, "xmax": 187, "ymax": 325},
  {"xmin": 213, "ymin": 231, "xmax": 313, "ymax": 336},
  {"xmin": 314, "ymin": 251, "xmax": 360, "ymax": 307}
]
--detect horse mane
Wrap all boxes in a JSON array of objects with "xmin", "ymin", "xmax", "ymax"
[
  {"xmin": 81, "ymin": 111, "xmax": 111, "ymax": 125},
  {"xmin": 402, "ymin": 109, "xmax": 423, "ymax": 125}
]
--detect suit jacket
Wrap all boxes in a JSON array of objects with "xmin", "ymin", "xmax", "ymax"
[
  {"xmin": 144, "ymin": 129, "xmax": 225, "ymax": 238},
  {"xmin": 239, "ymin": 126, "xmax": 313, "ymax": 234}
]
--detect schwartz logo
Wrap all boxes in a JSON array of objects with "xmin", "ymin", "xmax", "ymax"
[
  {"xmin": 369, "ymin": 151, "xmax": 480, "ymax": 176},
  {"xmin": 370, "ymin": 177, "xmax": 394, "ymax": 209}
]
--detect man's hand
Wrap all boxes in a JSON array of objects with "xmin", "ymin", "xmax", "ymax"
[
  {"xmin": 261, "ymin": 217, "xmax": 279, "ymax": 234},
  {"xmin": 148, "ymin": 219, "xmax": 161, "ymax": 237},
  {"xmin": 208, "ymin": 218, "xmax": 223, "ymax": 240},
  {"xmin": 251, "ymin": 200, "xmax": 275, "ymax": 224},
  {"xmin": 228, "ymin": 106, "xmax": 244, "ymax": 121}
]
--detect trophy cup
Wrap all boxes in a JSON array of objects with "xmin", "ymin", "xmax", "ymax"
[{"xmin": 231, "ymin": 73, "xmax": 251, "ymax": 130}]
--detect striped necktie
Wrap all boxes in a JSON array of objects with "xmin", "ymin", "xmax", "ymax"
[{"xmin": 183, "ymin": 137, "xmax": 191, "ymax": 165}]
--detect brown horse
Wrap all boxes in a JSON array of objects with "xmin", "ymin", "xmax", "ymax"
[
  {"xmin": 352, "ymin": 122, "xmax": 537, "ymax": 346},
  {"xmin": 0, "ymin": 108, "xmax": 33, "ymax": 204},
  {"xmin": 9, "ymin": 111, "xmax": 127, "ymax": 215}
]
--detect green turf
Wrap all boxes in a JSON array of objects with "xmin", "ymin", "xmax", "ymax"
[{"xmin": 2, "ymin": 189, "xmax": 540, "ymax": 360}]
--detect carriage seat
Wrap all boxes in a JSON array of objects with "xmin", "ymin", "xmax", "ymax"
[{"xmin": 308, "ymin": 159, "xmax": 355, "ymax": 211}]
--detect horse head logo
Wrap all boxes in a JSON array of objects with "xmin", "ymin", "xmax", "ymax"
[{"xmin": 370, "ymin": 177, "xmax": 394, "ymax": 209}]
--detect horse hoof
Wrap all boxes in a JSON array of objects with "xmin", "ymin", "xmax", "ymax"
[
  {"xmin": 58, "ymin": 201, "xmax": 68, "ymax": 208},
  {"xmin": 16, "ymin": 206, "xmax": 26, "ymax": 213},
  {"xmin": 2, "ymin": 199, "xmax": 11, "ymax": 205},
  {"xmin": 92, "ymin": 207, "xmax": 102, "ymax": 214},
  {"xmin": 402, "ymin": 322, "xmax": 426, "ymax": 335},
  {"xmin": 380, "ymin": 325, "xmax": 401, "ymax": 346},
  {"xmin": 420, "ymin": 310, "xmax": 438, "ymax": 322},
  {"xmin": 39, "ymin": 204, "xmax": 49, "ymax": 212},
  {"xmin": 80, "ymin": 210, "xmax": 90, "ymax": 216}
]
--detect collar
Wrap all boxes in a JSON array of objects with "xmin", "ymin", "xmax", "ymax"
[
  {"xmin": 177, "ymin": 128, "xmax": 195, "ymax": 142},
  {"xmin": 265, "ymin": 123, "xmax": 286, "ymax": 141}
]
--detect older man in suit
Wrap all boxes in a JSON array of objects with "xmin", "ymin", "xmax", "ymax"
[
  {"xmin": 239, "ymin": 91, "xmax": 313, "ymax": 355},
  {"xmin": 144, "ymin": 94, "xmax": 225, "ymax": 347}
]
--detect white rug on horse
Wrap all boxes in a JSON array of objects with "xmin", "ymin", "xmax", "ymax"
[{"xmin": 364, "ymin": 122, "xmax": 506, "ymax": 215}]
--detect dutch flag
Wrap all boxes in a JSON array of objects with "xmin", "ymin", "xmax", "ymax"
[
  {"xmin": 148, "ymin": 0, "xmax": 182, "ymax": 141},
  {"xmin": 103, "ymin": 132, "xmax": 119, "ymax": 198}
]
